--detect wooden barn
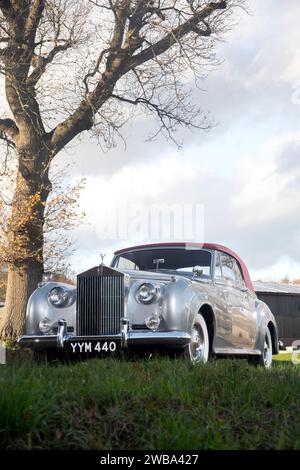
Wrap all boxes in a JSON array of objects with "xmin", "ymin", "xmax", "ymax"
[{"xmin": 254, "ymin": 282, "xmax": 300, "ymax": 347}]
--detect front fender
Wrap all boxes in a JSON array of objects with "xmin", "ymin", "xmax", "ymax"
[
  {"xmin": 255, "ymin": 299, "xmax": 279, "ymax": 354},
  {"xmin": 26, "ymin": 282, "xmax": 76, "ymax": 335},
  {"xmin": 126, "ymin": 276, "xmax": 213, "ymax": 334},
  {"xmin": 160, "ymin": 278, "xmax": 215, "ymax": 334}
]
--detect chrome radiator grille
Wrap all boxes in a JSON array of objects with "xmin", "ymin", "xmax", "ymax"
[{"xmin": 76, "ymin": 267, "xmax": 124, "ymax": 336}]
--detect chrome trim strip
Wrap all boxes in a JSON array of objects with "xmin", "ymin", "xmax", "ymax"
[
  {"xmin": 127, "ymin": 330, "xmax": 191, "ymax": 346},
  {"xmin": 214, "ymin": 347, "xmax": 261, "ymax": 355},
  {"xmin": 121, "ymin": 317, "xmax": 129, "ymax": 348}
]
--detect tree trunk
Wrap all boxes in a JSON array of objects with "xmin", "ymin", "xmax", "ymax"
[
  {"xmin": 0, "ymin": 262, "xmax": 42, "ymax": 340},
  {"xmin": 0, "ymin": 144, "xmax": 51, "ymax": 341}
]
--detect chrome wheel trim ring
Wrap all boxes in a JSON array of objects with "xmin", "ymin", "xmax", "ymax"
[{"xmin": 189, "ymin": 325, "xmax": 206, "ymax": 363}]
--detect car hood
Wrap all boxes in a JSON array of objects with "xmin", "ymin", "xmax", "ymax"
[{"xmin": 119, "ymin": 269, "xmax": 214, "ymax": 288}]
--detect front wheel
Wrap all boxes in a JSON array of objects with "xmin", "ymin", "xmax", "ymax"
[
  {"xmin": 250, "ymin": 327, "xmax": 273, "ymax": 368},
  {"xmin": 176, "ymin": 315, "xmax": 210, "ymax": 364}
]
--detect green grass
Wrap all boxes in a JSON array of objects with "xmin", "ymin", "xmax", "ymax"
[
  {"xmin": 273, "ymin": 352, "xmax": 293, "ymax": 362},
  {"xmin": 0, "ymin": 355, "xmax": 300, "ymax": 450}
]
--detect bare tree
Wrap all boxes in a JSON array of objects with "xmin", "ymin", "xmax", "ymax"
[
  {"xmin": 0, "ymin": 0, "xmax": 246, "ymax": 339},
  {"xmin": 0, "ymin": 161, "xmax": 86, "ymax": 268},
  {"xmin": 0, "ymin": 162, "xmax": 86, "ymax": 309}
]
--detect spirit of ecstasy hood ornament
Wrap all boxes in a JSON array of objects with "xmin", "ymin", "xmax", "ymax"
[{"xmin": 100, "ymin": 253, "xmax": 106, "ymax": 266}]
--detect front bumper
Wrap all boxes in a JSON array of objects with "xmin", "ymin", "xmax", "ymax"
[{"xmin": 18, "ymin": 319, "xmax": 191, "ymax": 351}]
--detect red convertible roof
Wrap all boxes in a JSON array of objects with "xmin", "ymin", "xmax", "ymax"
[{"xmin": 114, "ymin": 242, "xmax": 254, "ymax": 291}]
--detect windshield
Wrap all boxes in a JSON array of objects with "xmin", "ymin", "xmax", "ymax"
[{"xmin": 113, "ymin": 248, "xmax": 212, "ymax": 277}]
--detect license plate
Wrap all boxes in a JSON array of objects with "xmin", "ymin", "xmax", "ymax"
[{"xmin": 67, "ymin": 340, "xmax": 118, "ymax": 354}]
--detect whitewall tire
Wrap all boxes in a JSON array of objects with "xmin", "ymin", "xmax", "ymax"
[
  {"xmin": 250, "ymin": 327, "xmax": 273, "ymax": 368},
  {"xmin": 184, "ymin": 314, "xmax": 210, "ymax": 364}
]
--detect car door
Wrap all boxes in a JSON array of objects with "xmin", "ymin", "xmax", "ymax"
[
  {"xmin": 218, "ymin": 253, "xmax": 245, "ymax": 349},
  {"xmin": 213, "ymin": 252, "xmax": 235, "ymax": 349},
  {"xmin": 233, "ymin": 260, "xmax": 257, "ymax": 349}
]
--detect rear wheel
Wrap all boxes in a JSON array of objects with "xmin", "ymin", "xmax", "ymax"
[
  {"xmin": 176, "ymin": 315, "xmax": 209, "ymax": 364},
  {"xmin": 250, "ymin": 327, "xmax": 273, "ymax": 368}
]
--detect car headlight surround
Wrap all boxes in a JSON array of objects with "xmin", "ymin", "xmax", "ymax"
[
  {"xmin": 48, "ymin": 286, "xmax": 70, "ymax": 307},
  {"xmin": 136, "ymin": 282, "xmax": 159, "ymax": 304},
  {"xmin": 39, "ymin": 317, "xmax": 52, "ymax": 334}
]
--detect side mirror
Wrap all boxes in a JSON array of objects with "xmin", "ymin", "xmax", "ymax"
[
  {"xmin": 192, "ymin": 266, "xmax": 203, "ymax": 277},
  {"xmin": 153, "ymin": 258, "xmax": 165, "ymax": 270}
]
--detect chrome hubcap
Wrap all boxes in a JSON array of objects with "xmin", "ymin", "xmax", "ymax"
[{"xmin": 190, "ymin": 326, "xmax": 205, "ymax": 362}]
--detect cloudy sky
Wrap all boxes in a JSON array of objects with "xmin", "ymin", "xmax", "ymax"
[{"xmin": 62, "ymin": 0, "xmax": 300, "ymax": 281}]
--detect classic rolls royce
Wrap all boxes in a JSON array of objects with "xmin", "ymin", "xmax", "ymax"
[{"xmin": 18, "ymin": 242, "xmax": 278, "ymax": 367}]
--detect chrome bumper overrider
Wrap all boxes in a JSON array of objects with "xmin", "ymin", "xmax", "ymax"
[{"xmin": 18, "ymin": 318, "xmax": 191, "ymax": 351}]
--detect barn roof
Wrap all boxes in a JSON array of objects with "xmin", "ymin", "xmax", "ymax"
[{"xmin": 254, "ymin": 281, "xmax": 300, "ymax": 295}]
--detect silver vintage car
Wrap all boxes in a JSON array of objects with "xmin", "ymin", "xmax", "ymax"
[{"xmin": 18, "ymin": 242, "xmax": 278, "ymax": 367}]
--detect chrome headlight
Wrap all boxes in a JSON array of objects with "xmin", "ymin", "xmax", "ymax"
[
  {"xmin": 136, "ymin": 283, "xmax": 159, "ymax": 304},
  {"xmin": 48, "ymin": 287, "xmax": 69, "ymax": 307},
  {"xmin": 39, "ymin": 317, "xmax": 52, "ymax": 334}
]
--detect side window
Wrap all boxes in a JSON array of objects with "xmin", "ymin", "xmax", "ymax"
[
  {"xmin": 233, "ymin": 260, "xmax": 245, "ymax": 287},
  {"xmin": 221, "ymin": 254, "xmax": 237, "ymax": 283},
  {"xmin": 215, "ymin": 253, "xmax": 222, "ymax": 278}
]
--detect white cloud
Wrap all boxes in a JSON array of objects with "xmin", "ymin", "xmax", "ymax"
[
  {"xmin": 80, "ymin": 151, "xmax": 197, "ymax": 211},
  {"xmin": 231, "ymin": 132, "xmax": 300, "ymax": 227},
  {"xmin": 251, "ymin": 256, "xmax": 300, "ymax": 282}
]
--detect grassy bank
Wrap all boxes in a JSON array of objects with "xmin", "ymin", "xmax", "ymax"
[
  {"xmin": 0, "ymin": 356, "xmax": 300, "ymax": 450},
  {"xmin": 273, "ymin": 352, "xmax": 293, "ymax": 362}
]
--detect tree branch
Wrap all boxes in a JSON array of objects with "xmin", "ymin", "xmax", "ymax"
[
  {"xmin": 128, "ymin": 1, "xmax": 227, "ymax": 69},
  {"xmin": 0, "ymin": 118, "xmax": 19, "ymax": 140},
  {"xmin": 49, "ymin": 1, "xmax": 227, "ymax": 156},
  {"xmin": 110, "ymin": 91, "xmax": 208, "ymax": 145},
  {"xmin": 27, "ymin": 42, "xmax": 73, "ymax": 86},
  {"xmin": 0, "ymin": 0, "xmax": 15, "ymax": 20},
  {"xmin": 0, "ymin": 131, "xmax": 16, "ymax": 149},
  {"xmin": 24, "ymin": 0, "xmax": 45, "ymax": 47},
  {"xmin": 0, "ymin": 118, "xmax": 17, "ymax": 150}
]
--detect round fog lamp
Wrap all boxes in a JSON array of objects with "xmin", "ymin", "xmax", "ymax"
[
  {"xmin": 39, "ymin": 317, "xmax": 52, "ymax": 334},
  {"xmin": 145, "ymin": 314, "xmax": 160, "ymax": 331}
]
